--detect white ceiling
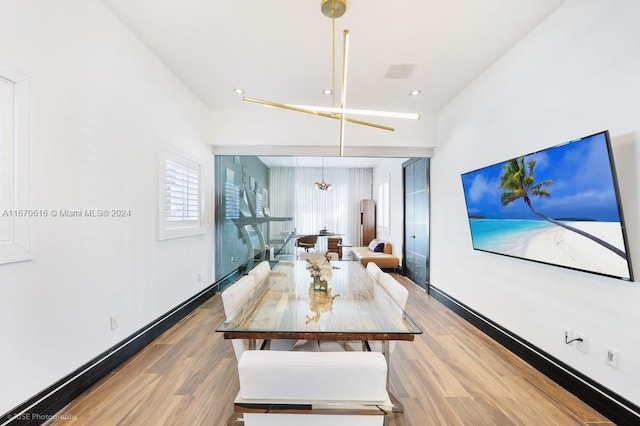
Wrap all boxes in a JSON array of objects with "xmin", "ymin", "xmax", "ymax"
[{"xmin": 99, "ymin": 0, "xmax": 565, "ymax": 117}]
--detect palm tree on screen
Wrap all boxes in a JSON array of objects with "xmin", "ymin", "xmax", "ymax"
[{"xmin": 499, "ymin": 157, "xmax": 626, "ymax": 259}]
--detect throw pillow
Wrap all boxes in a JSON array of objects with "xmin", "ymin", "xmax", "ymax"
[
  {"xmin": 373, "ymin": 242, "xmax": 385, "ymax": 252},
  {"xmin": 368, "ymin": 239, "xmax": 379, "ymax": 251}
]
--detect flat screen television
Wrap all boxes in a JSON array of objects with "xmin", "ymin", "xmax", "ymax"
[{"xmin": 461, "ymin": 130, "xmax": 633, "ymax": 281}]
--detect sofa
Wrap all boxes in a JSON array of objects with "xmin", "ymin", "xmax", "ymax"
[{"xmin": 351, "ymin": 239, "xmax": 400, "ymax": 269}]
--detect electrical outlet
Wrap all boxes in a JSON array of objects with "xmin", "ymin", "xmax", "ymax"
[
  {"xmin": 605, "ymin": 347, "xmax": 619, "ymax": 368},
  {"xmin": 231, "ymin": 256, "xmax": 234, "ymax": 263},
  {"xmin": 110, "ymin": 314, "xmax": 119, "ymax": 331},
  {"xmin": 575, "ymin": 332, "xmax": 588, "ymax": 354},
  {"xmin": 562, "ymin": 326, "xmax": 572, "ymax": 344},
  {"xmin": 198, "ymin": 272, "xmax": 202, "ymax": 282}
]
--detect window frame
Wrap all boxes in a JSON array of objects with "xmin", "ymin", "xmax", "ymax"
[
  {"xmin": 158, "ymin": 147, "xmax": 204, "ymax": 240},
  {"xmin": 0, "ymin": 63, "xmax": 32, "ymax": 265},
  {"xmin": 377, "ymin": 174, "xmax": 390, "ymax": 234}
]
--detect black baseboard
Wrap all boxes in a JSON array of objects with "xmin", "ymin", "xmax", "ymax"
[
  {"xmin": 1, "ymin": 277, "xmax": 230, "ymax": 426},
  {"xmin": 429, "ymin": 284, "xmax": 640, "ymax": 426}
]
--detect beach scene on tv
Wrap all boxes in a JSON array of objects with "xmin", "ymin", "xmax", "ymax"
[{"xmin": 461, "ymin": 132, "xmax": 632, "ymax": 281}]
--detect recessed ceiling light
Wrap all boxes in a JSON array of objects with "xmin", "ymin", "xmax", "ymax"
[
  {"xmin": 233, "ymin": 88, "xmax": 245, "ymax": 95},
  {"xmin": 409, "ymin": 90, "xmax": 422, "ymax": 96},
  {"xmin": 323, "ymin": 89, "xmax": 332, "ymax": 95}
]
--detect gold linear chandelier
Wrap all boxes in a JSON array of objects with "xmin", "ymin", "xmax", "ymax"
[{"xmin": 242, "ymin": 0, "xmax": 420, "ymax": 156}]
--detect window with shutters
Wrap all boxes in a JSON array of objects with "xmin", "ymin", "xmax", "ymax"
[
  {"xmin": 0, "ymin": 63, "xmax": 32, "ymax": 264},
  {"xmin": 377, "ymin": 175, "xmax": 390, "ymax": 233},
  {"xmin": 158, "ymin": 149, "xmax": 203, "ymax": 240}
]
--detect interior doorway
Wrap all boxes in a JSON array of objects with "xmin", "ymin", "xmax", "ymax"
[{"xmin": 403, "ymin": 158, "xmax": 430, "ymax": 290}]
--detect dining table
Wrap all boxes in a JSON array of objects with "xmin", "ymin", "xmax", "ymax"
[{"xmin": 217, "ymin": 259, "xmax": 423, "ymax": 412}]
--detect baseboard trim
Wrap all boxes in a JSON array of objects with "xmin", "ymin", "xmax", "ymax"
[
  {"xmin": 1, "ymin": 276, "xmax": 231, "ymax": 426},
  {"xmin": 429, "ymin": 284, "xmax": 640, "ymax": 426}
]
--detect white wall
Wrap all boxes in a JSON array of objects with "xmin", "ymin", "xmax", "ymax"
[
  {"xmin": 373, "ymin": 158, "xmax": 406, "ymax": 262},
  {"xmin": 432, "ymin": 0, "xmax": 640, "ymax": 405},
  {"xmin": 211, "ymin": 108, "xmax": 437, "ymax": 150},
  {"xmin": 0, "ymin": 0, "xmax": 214, "ymax": 413}
]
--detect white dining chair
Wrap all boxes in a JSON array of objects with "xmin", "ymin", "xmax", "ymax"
[
  {"xmin": 377, "ymin": 273, "xmax": 409, "ymax": 309},
  {"xmin": 320, "ymin": 273, "xmax": 409, "ymax": 354},
  {"xmin": 248, "ymin": 260, "xmax": 271, "ymax": 284},
  {"xmin": 366, "ymin": 262, "xmax": 383, "ymax": 281},
  {"xmin": 234, "ymin": 274, "xmax": 258, "ymax": 295},
  {"xmin": 221, "ymin": 277, "xmax": 256, "ymax": 361},
  {"xmin": 368, "ymin": 273, "xmax": 409, "ymax": 353},
  {"xmin": 225, "ymin": 271, "xmax": 318, "ymax": 355}
]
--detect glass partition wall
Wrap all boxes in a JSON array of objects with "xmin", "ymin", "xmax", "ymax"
[{"xmin": 214, "ymin": 155, "xmax": 374, "ymax": 281}]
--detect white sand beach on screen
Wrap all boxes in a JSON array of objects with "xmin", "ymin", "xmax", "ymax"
[{"xmin": 523, "ymin": 221, "xmax": 630, "ymax": 278}]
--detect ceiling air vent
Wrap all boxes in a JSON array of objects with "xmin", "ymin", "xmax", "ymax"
[{"xmin": 384, "ymin": 64, "xmax": 415, "ymax": 79}]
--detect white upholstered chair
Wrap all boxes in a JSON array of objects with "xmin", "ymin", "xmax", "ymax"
[
  {"xmin": 368, "ymin": 273, "xmax": 409, "ymax": 353},
  {"xmin": 377, "ymin": 273, "xmax": 409, "ymax": 309},
  {"xmin": 221, "ymin": 275, "xmax": 256, "ymax": 361},
  {"xmin": 248, "ymin": 260, "xmax": 271, "ymax": 284},
  {"xmin": 224, "ymin": 271, "xmax": 318, "ymax": 357},
  {"xmin": 366, "ymin": 262, "xmax": 383, "ymax": 281},
  {"xmin": 237, "ymin": 350, "xmax": 388, "ymax": 409},
  {"xmin": 320, "ymin": 273, "xmax": 409, "ymax": 353}
]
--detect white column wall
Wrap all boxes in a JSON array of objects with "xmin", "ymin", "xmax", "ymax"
[
  {"xmin": 0, "ymin": 0, "xmax": 214, "ymax": 413},
  {"xmin": 432, "ymin": 0, "xmax": 640, "ymax": 404}
]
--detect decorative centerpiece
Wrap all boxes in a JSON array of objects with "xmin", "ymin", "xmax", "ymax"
[
  {"xmin": 305, "ymin": 252, "xmax": 336, "ymax": 292},
  {"xmin": 306, "ymin": 285, "xmax": 339, "ymax": 324}
]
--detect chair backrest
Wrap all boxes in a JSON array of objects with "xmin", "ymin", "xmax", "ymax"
[
  {"xmin": 234, "ymin": 274, "xmax": 258, "ymax": 295},
  {"xmin": 377, "ymin": 273, "xmax": 409, "ymax": 310},
  {"xmin": 326, "ymin": 252, "xmax": 339, "ymax": 261},
  {"xmin": 376, "ymin": 273, "xmax": 409, "ymax": 354},
  {"xmin": 248, "ymin": 261, "xmax": 271, "ymax": 284},
  {"xmin": 222, "ymin": 275, "xmax": 256, "ymax": 361},
  {"xmin": 366, "ymin": 262, "xmax": 383, "ymax": 281},
  {"xmin": 297, "ymin": 235, "xmax": 319, "ymax": 245}
]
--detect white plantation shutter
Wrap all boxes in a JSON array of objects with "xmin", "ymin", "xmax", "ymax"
[
  {"xmin": 165, "ymin": 157, "xmax": 200, "ymax": 221},
  {"xmin": 158, "ymin": 149, "xmax": 203, "ymax": 240}
]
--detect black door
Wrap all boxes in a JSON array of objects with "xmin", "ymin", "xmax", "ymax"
[{"xmin": 403, "ymin": 158, "xmax": 430, "ymax": 290}]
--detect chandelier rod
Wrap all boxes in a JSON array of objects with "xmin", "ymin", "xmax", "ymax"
[
  {"xmin": 332, "ymin": 0, "xmax": 336, "ymax": 109},
  {"xmin": 339, "ymin": 29, "xmax": 349, "ymax": 157},
  {"xmin": 242, "ymin": 96, "xmax": 394, "ymax": 131}
]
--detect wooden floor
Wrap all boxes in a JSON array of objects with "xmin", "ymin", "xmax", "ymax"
[{"xmin": 51, "ymin": 274, "xmax": 613, "ymax": 426}]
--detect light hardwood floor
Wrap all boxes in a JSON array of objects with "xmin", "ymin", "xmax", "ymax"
[{"xmin": 50, "ymin": 274, "xmax": 612, "ymax": 426}]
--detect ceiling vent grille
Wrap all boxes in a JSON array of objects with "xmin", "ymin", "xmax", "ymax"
[{"xmin": 384, "ymin": 64, "xmax": 415, "ymax": 79}]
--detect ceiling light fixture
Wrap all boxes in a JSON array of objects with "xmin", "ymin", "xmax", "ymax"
[
  {"xmin": 233, "ymin": 88, "xmax": 245, "ymax": 95},
  {"xmin": 290, "ymin": 105, "xmax": 420, "ymax": 120},
  {"xmin": 323, "ymin": 89, "xmax": 332, "ymax": 95},
  {"xmin": 409, "ymin": 90, "xmax": 422, "ymax": 96},
  {"xmin": 242, "ymin": 0, "xmax": 420, "ymax": 156},
  {"xmin": 314, "ymin": 158, "xmax": 332, "ymax": 191}
]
